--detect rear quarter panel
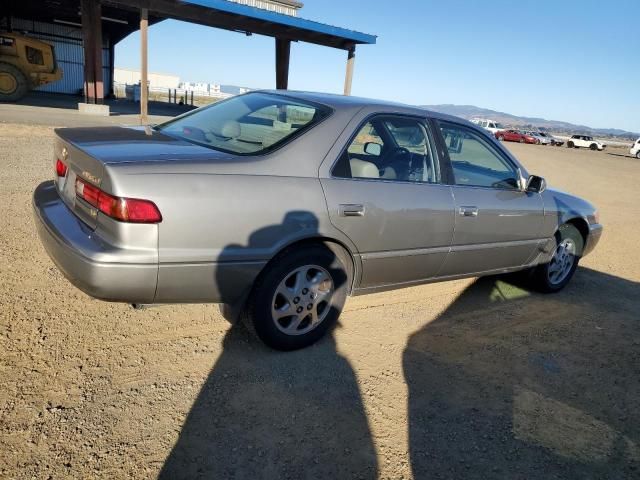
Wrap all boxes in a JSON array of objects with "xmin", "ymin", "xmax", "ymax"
[{"xmin": 110, "ymin": 172, "xmax": 356, "ymax": 304}]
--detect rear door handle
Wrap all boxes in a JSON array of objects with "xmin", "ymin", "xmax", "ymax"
[
  {"xmin": 339, "ymin": 204, "xmax": 365, "ymax": 217},
  {"xmin": 459, "ymin": 206, "xmax": 479, "ymax": 217}
]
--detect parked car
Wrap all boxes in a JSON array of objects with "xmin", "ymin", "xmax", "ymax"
[
  {"xmin": 630, "ymin": 137, "xmax": 640, "ymax": 158},
  {"xmin": 567, "ymin": 135, "xmax": 606, "ymax": 150},
  {"xmin": 495, "ymin": 129, "xmax": 537, "ymax": 144},
  {"xmin": 538, "ymin": 132, "xmax": 564, "ymax": 146},
  {"xmin": 470, "ymin": 118, "xmax": 505, "ymax": 135},
  {"xmin": 33, "ymin": 91, "xmax": 603, "ymax": 350},
  {"xmin": 524, "ymin": 131, "xmax": 551, "ymax": 145}
]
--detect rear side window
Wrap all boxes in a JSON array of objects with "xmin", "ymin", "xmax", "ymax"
[
  {"xmin": 156, "ymin": 92, "xmax": 331, "ymax": 155},
  {"xmin": 438, "ymin": 121, "xmax": 519, "ymax": 190},
  {"xmin": 334, "ymin": 115, "xmax": 439, "ymax": 184}
]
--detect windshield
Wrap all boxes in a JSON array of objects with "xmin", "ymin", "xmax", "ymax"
[{"xmin": 156, "ymin": 92, "xmax": 331, "ymax": 155}]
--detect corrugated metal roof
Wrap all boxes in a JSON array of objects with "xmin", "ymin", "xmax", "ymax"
[{"xmin": 182, "ymin": 0, "xmax": 376, "ymax": 45}]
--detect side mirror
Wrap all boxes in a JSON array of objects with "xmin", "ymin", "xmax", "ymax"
[
  {"xmin": 364, "ymin": 142, "xmax": 382, "ymax": 156},
  {"xmin": 525, "ymin": 175, "xmax": 546, "ymax": 193}
]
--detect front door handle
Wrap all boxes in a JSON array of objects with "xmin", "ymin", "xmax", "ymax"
[
  {"xmin": 459, "ymin": 206, "xmax": 479, "ymax": 217},
  {"xmin": 339, "ymin": 204, "xmax": 365, "ymax": 217}
]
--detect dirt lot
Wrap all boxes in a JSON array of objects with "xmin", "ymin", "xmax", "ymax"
[{"xmin": 1, "ymin": 123, "xmax": 639, "ymax": 479}]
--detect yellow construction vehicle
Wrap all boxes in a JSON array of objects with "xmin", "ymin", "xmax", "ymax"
[{"xmin": 0, "ymin": 32, "xmax": 62, "ymax": 101}]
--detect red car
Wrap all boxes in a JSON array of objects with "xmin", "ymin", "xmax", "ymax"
[{"xmin": 495, "ymin": 129, "xmax": 537, "ymax": 144}]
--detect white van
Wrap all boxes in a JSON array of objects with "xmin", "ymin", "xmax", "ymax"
[{"xmin": 630, "ymin": 138, "xmax": 640, "ymax": 158}]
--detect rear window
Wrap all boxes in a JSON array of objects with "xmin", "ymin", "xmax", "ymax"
[{"xmin": 156, "ymin": 92, "xmax": 331, "ymax": 155}]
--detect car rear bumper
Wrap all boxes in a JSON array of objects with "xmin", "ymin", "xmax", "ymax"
[
  {"xmin": 583, "ymin": 223, "xmax": 603, "ymax": 257},
  {"xmin": 32, "ymin": 181, "xmax": 158, "ymax": 303}
]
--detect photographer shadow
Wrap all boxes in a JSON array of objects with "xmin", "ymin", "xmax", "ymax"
[
  {"xmin": 159, "ymin": 211, "xmax": 378, "ymax": 479},
  {"xmin": 404, "ymin": 269, "xmax": 640, "ymax": 478}
]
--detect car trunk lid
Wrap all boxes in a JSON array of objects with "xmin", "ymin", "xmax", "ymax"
[{"xmin": 53, "ymin": 126, "xmax": 233, "ymax": 230}]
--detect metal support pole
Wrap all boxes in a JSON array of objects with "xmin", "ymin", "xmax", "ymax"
[
  {"xmin": 343, "ymin": 46, "xmax": 356, "ymax": 96},
  {"xmin": 140, "ymin": 7, "xmax": 149, "ymax": 124},
  {"xmin": 81, "ymin": 0, "xmax": 96, "ymax": 103},
  {"xmin": 275, "ymin": 37, "xmax": 291, "ymax": 90}
]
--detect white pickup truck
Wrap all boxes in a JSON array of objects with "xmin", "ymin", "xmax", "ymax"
[{"xmin": 567, "ymin": 135, "xmax": 606, "ymax": 151}]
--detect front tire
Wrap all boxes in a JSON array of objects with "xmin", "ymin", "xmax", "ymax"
[
  {"xmin": 527, "ymin": 224, "xmax": 584, "ymax": 293},
  {"xmin": 636, "ymin": 151, "xmax": 640, "ymax": 159},
  {"xmin": 244, "ymin": 244, "xmax": 348, "ymax": 351},
  {"xmin": 590, "ymin": 143, "xmax": 597, "ymax": 151},
  {"xmin": 0, "ymin": 63, "xmax": 29, "ymax": 102}
]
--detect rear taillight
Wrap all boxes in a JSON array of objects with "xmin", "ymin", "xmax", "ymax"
[
  {"xmin": 75, "ymin": 178, "xmax": 162, "ymax": 223},
  {"xmin": 56, "ymin": 159, "xmax": 67, "ymax": 177}
]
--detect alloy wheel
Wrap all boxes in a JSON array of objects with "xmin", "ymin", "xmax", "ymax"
[
  {"xmin": 271, "ymin": 264, "xmax": 334, "ymax": 336},
  {"xmin": 547, "ymin": 238, "xmax": 576, "ymax": 285}
]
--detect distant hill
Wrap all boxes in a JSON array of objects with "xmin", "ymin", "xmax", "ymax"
[{"xmin": 421, "ymin": 104, "xmax": 639, "ymax": 141}]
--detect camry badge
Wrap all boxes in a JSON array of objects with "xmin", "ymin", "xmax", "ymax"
[{"xmin": 82, "ymin": 171, "xmax": 101, "ymax": 185}]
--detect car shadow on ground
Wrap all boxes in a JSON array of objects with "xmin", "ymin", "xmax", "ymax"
[
  {"xmin": 606, "ymin": 152, "xmax": 635, "ymax": 159},
  {"xmin": 159, "ymin": 212, "xmax": 378, "ymax": 479},
  {"xmin": 404, "ymin": 268, "xmax": 640, "ymax": 479}
]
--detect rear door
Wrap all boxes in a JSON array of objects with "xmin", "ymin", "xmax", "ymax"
[
  {"xmin": 434, "ymin": 120, "xmax": 545, "ymax": 276},
  {"xmin": 320, "ymin": 113, "xmax": 455, "ymax": 290}
]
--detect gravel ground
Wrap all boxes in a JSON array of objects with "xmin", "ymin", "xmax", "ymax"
[{"xmin": 1, "ymin": 123, "xmax": 639, "ymax": 479}]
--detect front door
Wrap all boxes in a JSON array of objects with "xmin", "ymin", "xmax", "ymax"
[
  {"xmin": 435, "ymin": 120, "xmax": 545, "ymax": 277},
  {"xmin": 320, "ymin": 114, "xmax": 455, "ymax": 290}
]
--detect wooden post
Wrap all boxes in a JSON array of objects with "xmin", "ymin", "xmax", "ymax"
[
  {"xmin": 343, "ymin": 45, "xmax": 356, "ymax": 96},
  {"xmin": 93, "ymin": 2, "xmax": 104, "ymax": 104},
  {"xmin": 140, "ymin": 7, "xmax": 149, "ymax": 124},
  {"xmin": 108, "ymin": 40, "xmax": 115, "ymax": 98},
  {"xmin": 275, "ymin": 37, "xmax": 291, "ymax": 90},
  {"xmin": 80, "ymin": 0, "xmax": 104, "ymax": 104}
]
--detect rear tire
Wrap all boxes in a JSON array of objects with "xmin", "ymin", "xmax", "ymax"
[
  {"xmin": 0, "ymin": 63, "xmax": 28, "ymax": 102},
  {"xmin": 244, "ymin": 244, "xmax": 348, "ymax": 351},
  {"xmin": 526, "ymin": 224, "xmax": 584, "ymax": 293},
  {"xmin": 567, "ymin": 141, "xmax": 574, "ymax": 148},
  {"xmin": 498, "ymin": 135, "xmax": 505, "ymax": 141}
]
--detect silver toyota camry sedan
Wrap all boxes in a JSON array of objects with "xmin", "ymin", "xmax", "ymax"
[{"xmin": 33, "ymin": 91, "xmax": 602, "ymax": 350}]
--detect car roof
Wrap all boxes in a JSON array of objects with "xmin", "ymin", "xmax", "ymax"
[{"xmin": 256, "ymin": 90, "xmax": 468, "ymax": 124}]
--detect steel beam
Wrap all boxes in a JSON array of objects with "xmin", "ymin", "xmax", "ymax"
[{"xmin": 275, "ymin": 37, "xmax": 291, "ymax": 90}]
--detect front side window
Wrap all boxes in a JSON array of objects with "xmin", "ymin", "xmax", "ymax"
[
  {"xmin": 334, "ymin": 116, "xmax": 439, "ymax": 184},
  {"xmin": 156, "ymin": 92, "xmax": 331, "ymax": 155},
  {"xmin": 439, "ymin": 121, "xmax": 520, "ymax": 190}
]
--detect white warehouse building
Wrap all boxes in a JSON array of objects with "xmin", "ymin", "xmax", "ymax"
[{"xmin": 113, "ymin": 68, "xmax": 180, "ymax": 89}]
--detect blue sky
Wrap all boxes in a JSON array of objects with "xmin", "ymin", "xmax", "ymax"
[{"xmin": 116, "ymin": 0, "xmax": 640, "ymax": 132}]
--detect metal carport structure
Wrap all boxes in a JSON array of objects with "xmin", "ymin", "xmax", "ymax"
[{"xmin": 4, "ymin": 0, "xmax": 376, "ymax": 121}]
